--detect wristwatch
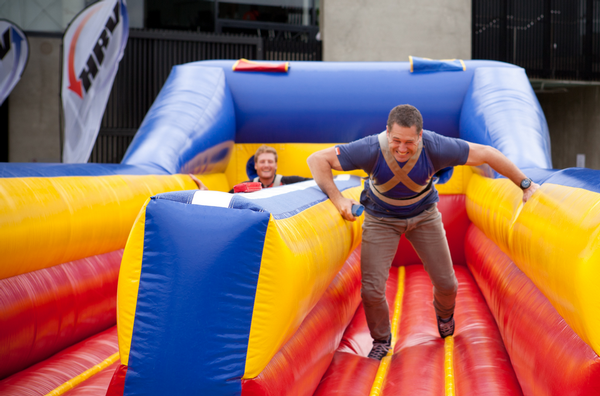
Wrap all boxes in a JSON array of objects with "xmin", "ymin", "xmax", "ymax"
[{"xmin": 520, "ymin": 178, "xmax": 532, "ymax": 190}]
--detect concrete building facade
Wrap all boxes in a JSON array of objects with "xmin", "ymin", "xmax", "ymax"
[
  {"xmin": 8, "ymin": 36, "xmax": 62, "ymax": 162},
  {"xmin": 322, "ymin": 0, "xmax": 471, "ymax": 62},
  {"xmin": 537, "ymin": 86, "xmax": 600, "ymax": 169}
]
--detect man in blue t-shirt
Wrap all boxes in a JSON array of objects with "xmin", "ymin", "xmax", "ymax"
[{"xmin": 307, "ymin": 104, "xmax": 539, "ymax": 361}]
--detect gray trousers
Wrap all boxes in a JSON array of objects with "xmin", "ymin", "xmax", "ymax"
[{"xmin": 361, "ymin": 203, "xmax": 458, "ymax": 341}]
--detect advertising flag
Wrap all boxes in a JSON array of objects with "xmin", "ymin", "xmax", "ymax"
[
  {"xmin": 0, "ymin": 20, "xmax": 28, "ymax": 105},
  {"xmin": 62, "ymin": 0, "xmax": 128, "ymax": 163}
]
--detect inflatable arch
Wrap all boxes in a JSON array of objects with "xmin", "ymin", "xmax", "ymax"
[{"xmin": 0, "ymin": 59, "xmax": 599, "ymax": 396}]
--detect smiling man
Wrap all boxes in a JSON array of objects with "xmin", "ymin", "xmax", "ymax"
[
  {"xmin": 247, "ymin": 145, "xmax": 310, "ymax": 189},
  {"xmin": 307, "ymin": 104, "xmax": 539, "ymax": 360},
  {"xmin": 191, "ymin": 145, "xmax": 310, "ymax": 192}
]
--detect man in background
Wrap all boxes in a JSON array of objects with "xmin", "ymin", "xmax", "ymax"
[
  {"xmin": 190, "ymin": 145, "xmax": 310, "ymax": 191},
  {"xmin": 249, "ymin": 145, "xmax": 310, "ymax": 188}
]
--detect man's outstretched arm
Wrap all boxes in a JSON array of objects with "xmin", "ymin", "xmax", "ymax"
[
  {"xmin": 465, "ymin": 142, "xmax": 539, "ymax": 203},
  {"xmin": 189, "ymin": 174, "xmax": 208, "ymax": 190},
  {"xmin": 307, "ymin": 147, "xmax": 360, "ymax": 221}
]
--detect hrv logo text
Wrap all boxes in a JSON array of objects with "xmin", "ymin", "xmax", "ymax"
[{"xmin": 68, "ymin": 2, "xmax": 120, "ymax": 98}]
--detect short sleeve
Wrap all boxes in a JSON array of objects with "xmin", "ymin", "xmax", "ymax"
[
  {"xmin": 425, "ymin": 131, "xmax": 470, "ymax": 171},
  {"xmin": 335, "ymin": 135, "xmax": 380, "ymax": 175}
]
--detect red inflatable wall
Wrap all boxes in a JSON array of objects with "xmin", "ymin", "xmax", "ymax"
[
  {"xmin": 240, "ymin": 248, "xmax": 362, "ymax": 396},
  {"xmin": 0, "ymin": 250, "xmax": 122, "ymax": 379},
  {"xmin": 0, "ymin": 326, "xmax": 118, "ymax": 395},
  {"xmin": 466, "ymin": 225, "xmax": 600, "ymax": 395}
]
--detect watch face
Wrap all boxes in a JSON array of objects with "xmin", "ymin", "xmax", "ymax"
[{"xmin": 521, "ymin": 178, "xmax": 531, "ymax": 189}]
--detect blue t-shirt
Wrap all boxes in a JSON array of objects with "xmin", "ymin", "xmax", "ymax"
[{"xmin": 336, "ymin": 130, "xmax": 469, "ymax": 218}]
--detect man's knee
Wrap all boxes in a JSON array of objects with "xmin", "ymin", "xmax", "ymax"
[
  {"xmin": 435, "ymin": 276, "xmax": 458, "ymax": 296},
  {"xmin": 361, "ymin": 287, "xmax": 387, "ymax": 307}
]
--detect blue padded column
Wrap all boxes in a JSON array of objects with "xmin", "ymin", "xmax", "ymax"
[{"xmin": 123, "ymin": 197, "xmax": 269, "ymax": 395}]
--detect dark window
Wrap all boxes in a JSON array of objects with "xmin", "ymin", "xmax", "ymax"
[
  {"xmin": 472, "ymin": 0, "xmax": 600, "ymax": 81},
  {"xmin": 144, "ymin": 0, "xmax": 319, "ymax": 38}
]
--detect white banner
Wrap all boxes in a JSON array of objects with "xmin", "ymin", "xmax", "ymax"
[
  {"xmin": 62, "ymin": 0, "xmax": 129, "ymax": 163},
  {"xmin": 0, "ymin": 20, "xmax": 28, "ymax": 106}
]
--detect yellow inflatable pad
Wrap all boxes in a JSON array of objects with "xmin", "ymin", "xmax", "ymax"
[
  {"xmin": 0, "ymin": 173, "xmax": 226, "ymax": 279},
  {"xmin": 466, "ymin": 174, "xmax": 600, "ymax": 355}
]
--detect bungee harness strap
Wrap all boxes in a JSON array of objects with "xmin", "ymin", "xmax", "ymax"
[
  {"xmin": 368, "ymin": 131, "xmax": 432, "ymax": 207},
  {"xmin": 253, "ymin": 174, "xmax": 283, "ymax": 187}
]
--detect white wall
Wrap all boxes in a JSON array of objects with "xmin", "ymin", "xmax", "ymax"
[{"xmin": 322, "ymin": 0, "xmax": 471, "ymax": 62}]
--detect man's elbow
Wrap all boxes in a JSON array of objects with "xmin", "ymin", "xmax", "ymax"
[
  {"xmin": 468, "ymin": 144, "xmax": 498, "ymax": 166},
  {"xmin": 307, "ymin": 152, "xmax": 317, "ymax": 168},
  {"xmin": 486, "ymin": 146, "xmax": 504, "ymax": 162},
  {"xmin": 307, "ymin": 151, "xmax": 323, "ymax": 170}
]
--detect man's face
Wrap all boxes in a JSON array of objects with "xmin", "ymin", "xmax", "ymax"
[
  {"xmin": 386, "ymin": 123, "xmax": 422, "ymax": 163},
  {"xmin": 255, "ymin": 152, "xmax": 277, "ymax": 179}
]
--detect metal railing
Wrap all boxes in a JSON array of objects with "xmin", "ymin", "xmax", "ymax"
[
  {"xmin": 90, "ymin": 29, "xmax": 321, "ymax": 163},
  {"xmin": 264, "ymin": 37, "xmax": 321, "ymax": 61},
  {"xmin": 89, "ymin": 129, "xmax": 136, "ymax": 164},
  {"xmin": 472, "ymin": 0, "xmax": 600, "ymax": 81}
]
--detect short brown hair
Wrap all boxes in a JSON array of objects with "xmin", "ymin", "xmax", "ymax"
[
  {"xmin": 387, "ymin": 104, "xmax": 423, "ymax": 132},
  {"xmin": 254, "ymin": 145, "xmax": 278, "ymax": 163}
]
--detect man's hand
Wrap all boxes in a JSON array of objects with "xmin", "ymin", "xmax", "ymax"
[
  {"xmin": 332, "ymin": 196, "xmax": 361, "ymax": 222},
  {"xmin": 189, "ymin": 174, "xmax": 208, "ymax": 190},
  {"xmin": 522, "ymin": 182, "xmax": 539, "ymax": 204},
  {"xmin": 308, "ymin": 147, "xmax": 359, "ymax": 220}
]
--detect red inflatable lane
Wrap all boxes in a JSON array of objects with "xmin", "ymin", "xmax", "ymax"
[
  {"xmin": 383, "ymin": 265, "xmax": 445, "ymax": 396},
  {"xmin": 0, "ymin": 250, "xmax": 122, "ymax": 380},
  {"xmin": 241, "ymin": 248, "xmax": 363, "ymax": 396},
  {"xmin": 314, "ymin": 267, "xmax": 399, "ymax": 395},
  {"xmin": 317, "ymin": 264, "xmax": 522, "ymax": 395},
  {"xmin": 63, "ymin": 361, "xmax": 120, "ymax": 396},
  {"xmin": 466, "ymin": 225, "xmax": 600, "ymax": 395},
  {"xmin": 0, "ymin": 326, "xmax": 118, "ymax": 395},
  {"xmin": 313, "ymin": 352, "xmax": 380, "ymax": 396},
  {"xmin": 384, "ymin": 266, "xmax": 521, "ymax": 395},
  {"xmin": 452, "ymin": 266, "xmax": 522, "ymax": 395},
  {"xmin": 384, "ymin": 341, "xmax": 444, "ymax": 395}
]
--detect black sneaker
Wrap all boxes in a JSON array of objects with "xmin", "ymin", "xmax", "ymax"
[
  {"xmin": 437, "ymin": 315, "xmax": 455, "ymax": 338},
  {"xmin": 368, "ymin": 334, "xmax": 392, "ymax": 360}
]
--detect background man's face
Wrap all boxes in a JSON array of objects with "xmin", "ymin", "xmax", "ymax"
[
  {"xmin": 255, "ymin": 152, "xmax": 277, "ymax": 179},
  {"xmin": 386, "ymin": 123, "xmax": 422, "ymax": 163}
]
